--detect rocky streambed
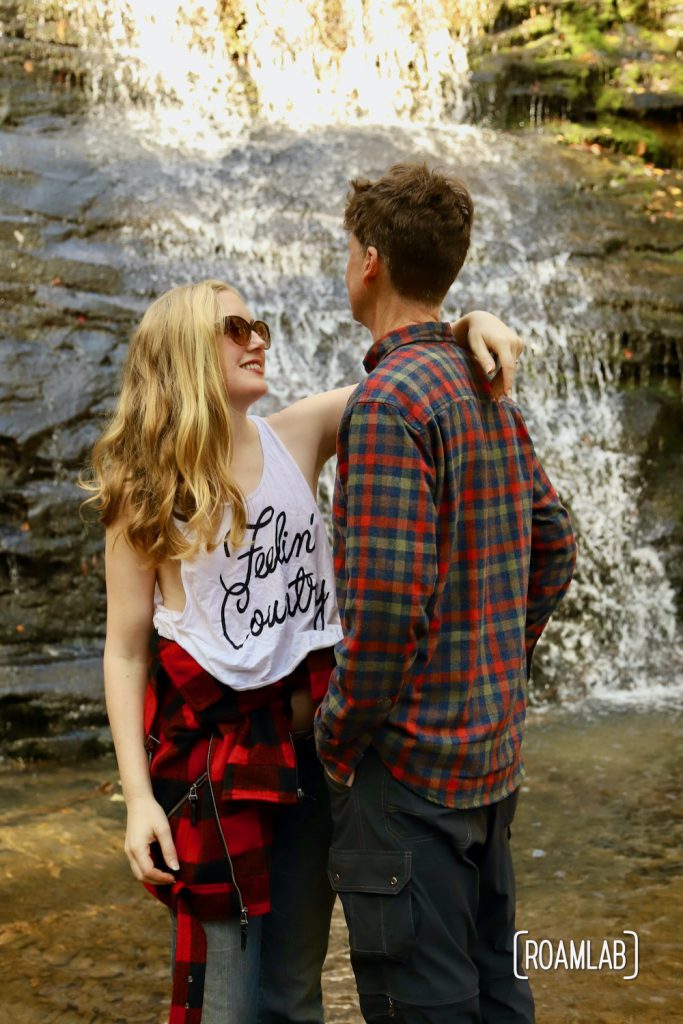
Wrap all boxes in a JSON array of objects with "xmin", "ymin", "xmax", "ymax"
[{"xmin": 2, "ymin": 708, "xmax": 682, "ymax": 1023}]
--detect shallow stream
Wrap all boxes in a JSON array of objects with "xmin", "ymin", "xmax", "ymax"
[{"xmin": 2, "ymin": 707, "xmax": 682, "ymax": 1023}]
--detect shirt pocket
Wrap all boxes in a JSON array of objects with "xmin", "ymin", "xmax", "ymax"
[{"xmin": 327, "ymin": 849, "xmax": 416, "ymax": 962}]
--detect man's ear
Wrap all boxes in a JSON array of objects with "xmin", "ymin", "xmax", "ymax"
[{"xmin": 362, "ymin": 245, "xmax": 380, "ymax": 284}]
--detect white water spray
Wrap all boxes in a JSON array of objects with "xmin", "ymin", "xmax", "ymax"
[{"xmin": 65, "ymin": 0, "xmax": 495, "ymax": 146}]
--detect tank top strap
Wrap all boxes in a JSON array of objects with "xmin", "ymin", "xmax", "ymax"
[{"xmin": 251, "ymin": 416, "xmax": 314, "ymax": 506}]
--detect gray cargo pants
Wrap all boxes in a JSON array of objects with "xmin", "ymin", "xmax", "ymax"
[{"xmin": 325, "ymin": 747, "xmax": 535, "ymax": 1024}]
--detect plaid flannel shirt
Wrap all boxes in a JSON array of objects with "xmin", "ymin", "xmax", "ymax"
[
  {"xmin": 315, "ymin": 322, "xmax": 576, "ymax": 808},
  {"xmin": 143, "ymin": 635, "xmax": 334, "ymax": 1024}
]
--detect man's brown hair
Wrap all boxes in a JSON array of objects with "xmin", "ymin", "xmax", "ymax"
[{"xmin": 343, "ymin": 162, "xmax": 474, "ymax": 306}]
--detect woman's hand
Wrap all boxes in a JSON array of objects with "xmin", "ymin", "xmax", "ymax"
[
  {"xmin": 451, "ymin": 311, "xmax": 524, "ymax": 399},
  {"xmin": 124, "ymin": 795, "xmax": 179, "ymax": 886}
]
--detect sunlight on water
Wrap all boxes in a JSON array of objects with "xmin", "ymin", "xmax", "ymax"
[
  {"xmin": 67, "ymin": 0, "xmax": 495, "ymax": 147},
  {"xmin": 239, "ymin": 0, "xmax": 470, "ymax": 126},
  {"xmin": 68, "ymin": 0, "xmax": 248, "ymax": 151}
]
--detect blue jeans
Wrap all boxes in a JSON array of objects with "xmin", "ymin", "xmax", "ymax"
[{"xmin": 172, "ymin": 737, "xmax": 336, "ymax": 1024}]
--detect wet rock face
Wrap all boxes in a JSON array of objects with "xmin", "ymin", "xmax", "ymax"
[
  {"xmin": 0, "ymin": 281, "xmax": 143, "ymax": 659},
  {"xmin": 0, "ymin": 124, "xmax": 147, "ymax": 661},
  {"xmin": 620, "ymin": 388, "xmax": 683, "ymax": 614},
  {"xmin": 0, "ymin": 8, "xmax": 156, "ymax": 664},
  {"xmin": 0, "ymin": 1, "xmax": 90, "ymax": 124},
  {"xmin": 0, "ymin": 691, "xmax": 112, "ymax": 760},
  {"xmin": 0, "ymin": 307, "xmax": 129, "ymax": 658}
]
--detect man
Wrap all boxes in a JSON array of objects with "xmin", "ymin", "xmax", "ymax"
[{"xmin": 314, "ymin": 163, "xmax": 576, "ymax": 1024}]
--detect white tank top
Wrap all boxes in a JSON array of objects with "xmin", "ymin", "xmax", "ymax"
[{"xmin": 153, "ymin": 416, "xmax": 343, "ymax": 689}]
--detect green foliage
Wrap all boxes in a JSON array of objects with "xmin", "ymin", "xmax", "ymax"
[
  {"xmin": 597, "ymin": 86, "xmax": 630, "ymax": 112},
  {"xmin": 553, "ymin": 115, "xmax": 666, "ymax": 162},
  {"xmin": 475, "ymin": 0, "xmax": 683, "ymax": 165}
]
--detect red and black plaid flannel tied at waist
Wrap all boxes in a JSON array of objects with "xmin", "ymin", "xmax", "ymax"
[
  {"xmin": 143, "ymin": 633, "xmax": 334, "ymax": 1024},
  {"xmin": 315, "ymin": 322, "xmax": 577, "ymax": 807}
]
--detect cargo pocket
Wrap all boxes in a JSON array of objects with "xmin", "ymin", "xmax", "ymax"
[{"xmin": 327, "ymin": 849, "xmax": 415, "ymax": 962}]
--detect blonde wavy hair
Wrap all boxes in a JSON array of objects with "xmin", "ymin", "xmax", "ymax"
[{"xmin": 81, "ymin": 279, "xmax": 248, "ymax": 564}]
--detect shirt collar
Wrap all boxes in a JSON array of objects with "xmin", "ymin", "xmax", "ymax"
[{"xmin": 362, "ymin": 321, "xmax": 454, "ymax": 374}]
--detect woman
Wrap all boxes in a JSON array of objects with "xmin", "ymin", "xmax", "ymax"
[{"xmin": 83, "ymin": 279, "xmax": 522, "ymax": 1024}]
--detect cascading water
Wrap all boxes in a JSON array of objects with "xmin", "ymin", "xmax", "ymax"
[
  {"xmin": 64, "ymin": 0, "xmax": 492, "ymax": 142},
  {"xmin": 2, "ymin": 0, "xmax": 681, "ymax": 706}
]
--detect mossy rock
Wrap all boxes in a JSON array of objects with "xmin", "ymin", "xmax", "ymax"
[
  {"xmin": 600, "ymin": 88, "xmax": 683, "ymax": 119},
  {"xmin": 552, "ymin": 113, "xmax": 683, "ymax": 163},
  {"xmin": 472, "ymin": 0, "xmax": 683, "ymax": 165}
]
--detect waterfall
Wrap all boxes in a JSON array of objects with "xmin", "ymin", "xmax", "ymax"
[
  {"xmin": 63, "ymin": 0, "xmax": 494, "ymax": 145},
  {"xmin": 3, "ymin": 0, "xmax": 681, "ymax": 706}
]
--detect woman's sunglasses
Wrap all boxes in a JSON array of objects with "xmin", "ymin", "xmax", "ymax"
[{"xmin": 216, "ymin": 314, "xmax": 271, "ymax": 349}]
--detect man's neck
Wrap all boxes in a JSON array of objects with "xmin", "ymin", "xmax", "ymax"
[{"xmin": 364, "ymin": 295, "xmax": 441, "ymax": 342}]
